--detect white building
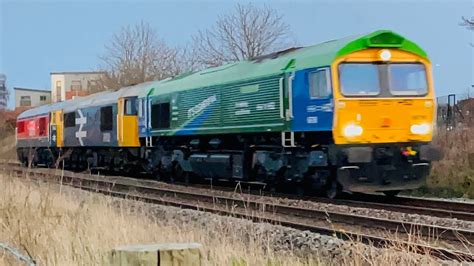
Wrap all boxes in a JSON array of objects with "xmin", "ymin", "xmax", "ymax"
[
  {"xmin": 51, "ymin": 71, "xmax": 105, "ymax": 102},
  {"xmin": 14, "ymin": 87, "xmax": 51, "ymax": 109}
]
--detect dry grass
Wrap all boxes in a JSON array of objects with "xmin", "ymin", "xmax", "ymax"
[
  {"xmin": 0, "ymin": 173, "xmax": 444, "ymax": 265},
  {"xmin": 0, "ymin": 117, "xmax": 16, "ymax": 159},
  {"xmin": 0, "ymin": 111, "xmax": 15, "ymax": 140},
  {"xmin": 425, "ymin": 126, "xmax": 474, "ymax": 198},
  {"xmin": 0, "ymin": 134, "xmax": 16, "ymax": 160},
  {"xmin": 0, "ymin": 174, "xmax": 317, "ymax": 265}
]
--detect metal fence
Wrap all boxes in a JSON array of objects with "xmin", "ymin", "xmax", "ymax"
[{"xmin": 437, "ymin": 93, "xmax": 474, "ymax": 129}]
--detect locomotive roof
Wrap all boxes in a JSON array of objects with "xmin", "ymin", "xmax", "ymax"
[
  {"xmin": 18, "ymin": 91, "xmax": 110, "ymax": 119},
  {"xmin": 18, "ymin": 81, "xmax": 161, "ymax": 118},
  {"xmin": 62, "ymin": 91, "xmax": 117, "ymax": 112},
  {"xmin": 142, "ymin": 30, "xmax": 427, "ymax": 98},
  {"xmin": 18, "ymin": 30, "xmax": 427, "ymax": 119}
]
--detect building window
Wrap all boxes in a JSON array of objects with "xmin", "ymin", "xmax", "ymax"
[
  {"xmin": 64, "ymin": 112, "xmax": 76, "ymax": 128},
  {"xmin": 40, "ymin": 95, "xmax": 47, "ymax": 101},
  {"xmin": 20, "ymin": 96, "xmax": 31, "ymax": 107},
  {"xmin": 100, "ymin": 106, "xmax": 113, "ymax": 131},
  {"xmin": 309, "ymin": 68, "xmax": 331, "ymax": 98},
  {"xmin": 151, "ymin": 102, "xmax": 170, "ymax": 129},
  {"xmin": 71, "ymin": 80, "xmax": 82, "ymax": 91},
  {"xmin": 87, "ymin": 80, "xmax": 100, "ymax": 92},
  {"xmin": 56, "ymin": 81, "xmax": 62, "ymax": 100}
]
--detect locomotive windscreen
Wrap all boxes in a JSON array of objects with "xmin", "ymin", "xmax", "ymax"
[{"xmin": 339, "ymin": 62, "xmax": 427, "ymax": 97}]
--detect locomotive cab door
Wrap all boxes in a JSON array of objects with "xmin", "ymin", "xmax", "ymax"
[
  {"xmin": 291, "ymin": 67, "xmax": 334, "ymax": 132},
  {"xmin": 117, "ymin": 97, "xmax": 140, "ymax": 147},
  {"xmin": 50, "ymin": 109, "xmax": 64, "ymax": 147}
]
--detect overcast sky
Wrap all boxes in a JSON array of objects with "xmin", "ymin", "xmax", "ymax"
[{"xmin": 1, "ymin": 0, "xmax": 472, "ymax": 109}]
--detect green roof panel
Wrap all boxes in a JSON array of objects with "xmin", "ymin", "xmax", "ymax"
[{"xmin": 142, "ymin": 30, "xmax": 428, "ymax": 98}]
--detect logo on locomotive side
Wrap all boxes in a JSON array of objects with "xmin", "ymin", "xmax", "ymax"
[
  {"xmin": 75, "ymin": 109, "xmax": 87, "ymax": 146},
  {"xmin": 306, "ymin": 102, "xmax": 333, "ymax": 113},
  {"xmin": 187, "ymin": 95, "xmax": 217, "ymax": 118}
]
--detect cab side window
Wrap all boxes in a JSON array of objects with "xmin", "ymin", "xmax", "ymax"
[
  {"xmin": 309, "ymin": 68, "xmax": 331, "ymax": 98},
  {"xmin": 138, "ymin": 100, "xmax": 143, "ymax": 117},
  {"xmin": 124, "ymin": 98, "xmax": 137, "ymax": 115},
  {"xmin": 100, "ymin": 106, "xmax": 113, "ymax": 131},
  {"xmin": 38, "ymin": 117, "xmax": 47, "ymax": 136},
  {"xmin": 64, "ymin": 112, "xmax": 76, "ymax": 128},
  {"xmin": 17, "ymin": 121, "xmax": 25, "ymax": 133}
]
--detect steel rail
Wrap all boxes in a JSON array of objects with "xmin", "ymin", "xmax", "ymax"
[
  {"xmin": 353, "ymin": 193, "xmax": 474, "ymax": 214},
  {"xmin": 175, "ymin": 181, "xmax": 474, "ymax": 222},
  {"xmin": 316, "ymin": 196, "xmax": 474, "ymax": 222},
  {"xmin": 55, "ymin": 171, "xmax": 474, "ymax": 243},
  {"xmin": 2, "ymin": 159, "xmax": 473, "ymax": 221},
  {"xmin": 2, "ymin": 164, "xmax": 473, "ymax": 262},
  {"xmin": 86, "ymin": 186, "xmax": 474, "ymax": 263},
  {"xmin": 1, "ymin": 159, "xmax": 473, "ymax": 221}
]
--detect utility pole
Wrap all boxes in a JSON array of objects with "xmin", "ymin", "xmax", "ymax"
[{"xmin": 0, "ymin": 74, "xmax": 7, "ymax": 110}]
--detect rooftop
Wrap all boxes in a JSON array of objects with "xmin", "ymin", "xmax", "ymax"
[
  {"xmin": 50, "ymin": 71, "xmax": 106, "ymax": 75},
  {"xmin": 14, "ymin": 87, "xmax": 51, "ymax": 93}
]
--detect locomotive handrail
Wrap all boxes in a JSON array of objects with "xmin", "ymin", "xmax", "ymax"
[
  {"xmin": 288, "ymin": 73, "xmax": 295, "ymax": 120},
  {"xmin": 279, "ymin": 77, "xmax": 284, "ymax": 119}
]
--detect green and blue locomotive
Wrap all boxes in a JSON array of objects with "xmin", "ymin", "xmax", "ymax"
[{"xmin": 17, "ymin": 30, "xmax": 441, "ymax": 197}]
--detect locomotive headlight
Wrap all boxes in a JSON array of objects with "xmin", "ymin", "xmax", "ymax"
[
  {"xmin": 378, "ymin": 49, "xmax": 391, "ymax": 61},
  {"xmin": 410, "ymin": 123, "xmax": 431, "ymax": 135},
  {"xmin": 343, "ymin": 124, "xmax": 363, "ymax": 137}
]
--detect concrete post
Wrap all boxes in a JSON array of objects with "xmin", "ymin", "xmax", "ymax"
[{"xmin": 109, "ymin": 243, "xmax": 202, "ymax": 266}]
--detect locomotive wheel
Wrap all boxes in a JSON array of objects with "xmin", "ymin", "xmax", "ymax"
[
  {"xmin": 326, "ymin": 180, "xmax": 342, "ymax": 199},
  {"xmin": 152, "ymin": 169, "xmax": 161, "ymax": 181},
  {"xmin": 46, "ymin": 152, "xmax": 55, "ymax": 168},
  {"xmin": 173, "ymin": 163, "xmax": 190, "ymax": 185},
  {"xmin": 252, "ymin": 164, "xmax": 267, "ymax": 183},
  {"xmin": 383, "ymin": 190, "xmax": 400, "ymax": 197},
  {"xmin": 263, "ymin": 179, "xmax": 277, "ymax": 194},
  {"xmin": 295, "ymin": 184, "xmax": 306, "ymax": 196}
]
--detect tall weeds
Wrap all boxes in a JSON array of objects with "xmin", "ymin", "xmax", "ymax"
[
  {"xmin": 427, "ymin": 126, "xmax": 474, "ymax": 198},
  {"xmin": 0, "ymin": 174, "xmax": 317, "ymax": 265},
  {"xmin": 0, "ymin": 174, "xmax": 442, "ymax": 265}
]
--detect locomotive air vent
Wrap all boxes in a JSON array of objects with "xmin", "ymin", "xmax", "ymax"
[
  {"xmin": 358, "ymin": 101, "xmax": 378, "ymax": 107},
  {"xmin": 397, "ymin": 100, "xmax": 413, "ymax": 106}
]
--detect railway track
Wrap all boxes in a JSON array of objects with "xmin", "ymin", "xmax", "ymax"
[
  {"xmin": 1, "ymin": 162, "xmax": 473, "ymax": 262},
  {"xmin": 322, "ymin": 194, "xmax": 474, "ymax": 221},
  {"xmin": 3, "ymin": 159, "xmax": 473, "ymax": 222},
  {"xmin": 177, "ymin": 180, "xmax": 474, "ymax": 222}
]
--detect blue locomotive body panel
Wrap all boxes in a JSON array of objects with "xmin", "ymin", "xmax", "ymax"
[
  {"xmin": 63, "ymin": 105, "xmax": 118, "ymax": 147},
  {"xmin": 290, "ymin": 68, "xmax": 333, "ymax": 133}
]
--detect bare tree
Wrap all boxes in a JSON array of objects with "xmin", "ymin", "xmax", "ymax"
[
  {"xmin": 192, "ymin": 3, "xmax": 293, "ymax": 67},
  {"xmin": 461, "ymin": 16, "xmax": 474, "ymax": 30},
  {"xmin": 98, "ymin": 21, "xmax": 182, "ymax": 90},
  {"xmin": 460, "ymin": 17, "xmax": 474, "ymax": 47},
  {"xmin": 174, "ymin": 45, "xmax": 202, "ymax": 74}
]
